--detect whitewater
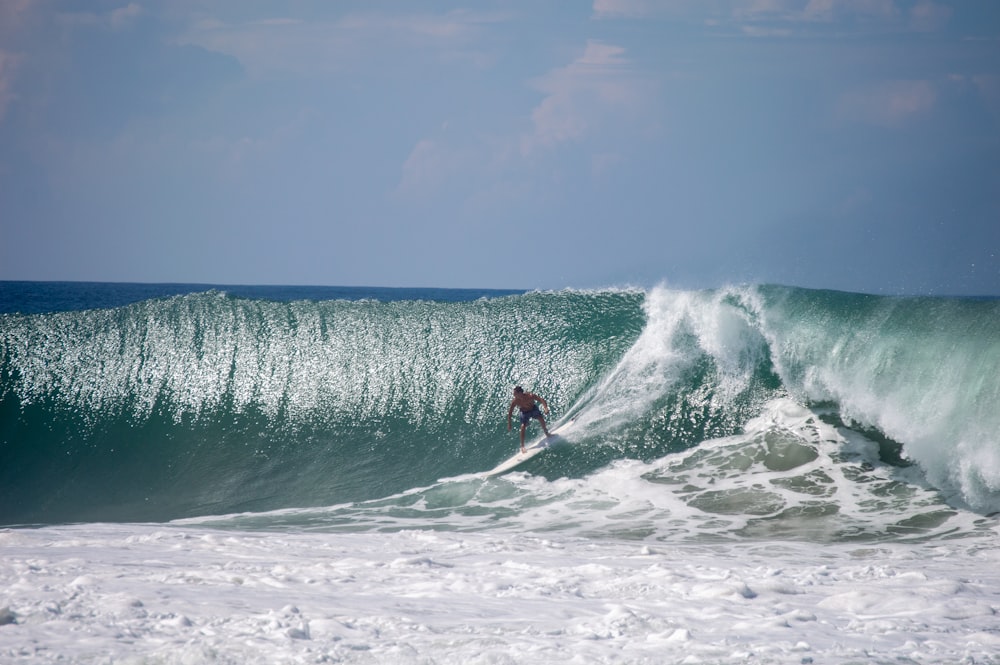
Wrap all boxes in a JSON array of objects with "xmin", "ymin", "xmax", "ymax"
[{"xmin": 1, "ymin": 282, "xmax": 998, "ymax": 664}]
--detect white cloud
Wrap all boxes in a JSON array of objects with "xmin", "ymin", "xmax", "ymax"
[
  {"xmin": 521, "ymin": 41, "xmax": 645, "ymax": 155},
  {"xmin": 594, "ymin": 0, "xmax": 954, "ymax": 38},
  {"xmin": 110, "ymin": 3, "xmax": 142, "ymax": 29},
  {"xmin": 396, "ymin": 139, "xmax": 451, "ymax": 196},
  {"xmin": 803, "ymin": 0, "xmax": 898, "ymax": 21},
  {"xmin": 592, "ymin": 0, "xmax": 663, "ymax": 18},
  {"xmin": 396, "ymin": 40, "xmax": 650, "ymax": 199},
  {"xmin": 181, "ymin": 17, "xmax": 345, "ymax": 77},
  {"xmin": 336, "ymin": 9, "xmax": 501, "ymax": 41},
  {"xmin": 593, "ymin": 0, "xmax": 904, "ymax": 21},
  {"xmin": 0, "ymin": 2, "xmax": 141, "ymax": 126},
  {"xmin": 837, "ymin": 80, "xmax": 936, "ymax": 127},
  {"xmin": 909, "ymin": 0, "xmax": 952, "ymax": 32},
  {"xmin": 739, "ymin": 0, "xmax": 796, "ymax": 12},
  {"xmin": 731, "ymin": 0, "xmax": 797, "ymax": 21},
  {"xmin": 740, "ymin": 24, "xmax": 794, "ymax": 37},
  {"xmin": 57, "ymin": 2, "xmax": 142, "ymax": 31},
  {"xmin": 181, "ymin": 9, "xmax": 504, "ymax": 78}
]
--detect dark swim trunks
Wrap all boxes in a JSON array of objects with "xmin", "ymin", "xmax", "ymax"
[{"xmin": 519, "ymin": 406, "xmax": 543, "ymax": 424}]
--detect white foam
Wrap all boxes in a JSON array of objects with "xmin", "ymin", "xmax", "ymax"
[
  {"xmin": 568, "ymin": 286, "xmax": 769, "ymax": 437},
  {"xmin": 179, "ymin": 397, "xmax": 988, "ymax": 544},
  {"xmin": 1, "ymin": 523, "xmax": 998, "ymax": 664}
]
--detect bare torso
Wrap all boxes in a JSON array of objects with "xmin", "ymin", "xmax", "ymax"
[{"xmin": 510, "ymin": 392, "xmax": 539, "ymax": 412}]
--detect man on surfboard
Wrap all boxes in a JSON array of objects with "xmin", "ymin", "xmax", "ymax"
[{"xmin": 507, "ymin": 386, "xmax": 552, "ymax": 453}]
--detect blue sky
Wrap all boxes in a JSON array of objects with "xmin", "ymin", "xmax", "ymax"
[{"xmin": 1, "ymin": 1, "xmax": 998, "ymax": 294}]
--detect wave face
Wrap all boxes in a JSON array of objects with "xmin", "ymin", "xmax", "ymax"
[
  {"xmin": 0, "ymin": 289, "xmax": 644, "ymax": 524},
  {"xmin": 1, "ymin": 284, "xmax": 998, "ymax": 532}
]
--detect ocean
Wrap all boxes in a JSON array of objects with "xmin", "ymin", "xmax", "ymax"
[{"xmin": 1, "ymin": 281, "xmax": 998, "ymax": 664}]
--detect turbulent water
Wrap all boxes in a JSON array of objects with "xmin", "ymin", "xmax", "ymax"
[{"xmin": 1, "ymin": 282, "xmax": 999, "ymax": 664}]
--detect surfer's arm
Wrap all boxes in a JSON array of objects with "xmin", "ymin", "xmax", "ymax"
[
  {"xmin": 506, "ymin": 401, "xmax": 515, "ymax": 429},
  {"xmin": 534, "ymin": 394, "xmax": 550, "ymax": 414}
]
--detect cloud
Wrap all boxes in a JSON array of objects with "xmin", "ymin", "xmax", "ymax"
[
  {"xmin": 737, "ymin": 0, "xmax": 798, "ymax": 13},
  {"xmin": 110, "ymin": 3, "xmax": 142, "ymax": 29},
  {"xmin": 355, "ymin": 8, "xmax": 505, "ymax": 40},
  {"xmin": 394, "ymin": 127, "xmax": 521, "ymax": 201},
  {"xmin": 593, "ymin": 0, "xmax": 903, "ymax": 20},
  {"xmin": 740, "ymin": 24, "xmax": 794, "ymax": 37},
  {"xmin": 395, "ymin": 40, "xmax": 649, "ymax": 200},
  {"xmin": 592, "ymin": 0, "xmax": 665, "ymax": 18},
  {"xmin": 181, "ymin": 9, "xmax": 504, "ymax": 77},
  {"xmin": 802, "ymin": 0, "xmax": 897, "ymax": 21},
  {"xmin": 594, "ymin": 0, "xmax": 954, "ymax": 36},
  {"xmin": 0, "ymin": 2, "xmax": 145, "ymax": 125},
  {"xmin": 909, "ymin": 0, "xmax": 952, "ymax": 32},
  {"xmin": 396, "ymin": 139, "xmax": 455, "ymax": 196},
  {"xmin": 56, "ymin": 2, "xmax": 142, "ymax": 31},
  {"xmin": 837, "ymin": 80, "xmax": 937, "ymax": 127},
  {"xmin": 0, "ymin": 0, "xmax": 36, "ymax": 34},
  {"xmin": 521, "ymin": 41, "xmax": 645, "ymax": 154}
]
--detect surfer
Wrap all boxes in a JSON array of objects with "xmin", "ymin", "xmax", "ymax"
[{"xmin": 507, "ymin": 386, "xmax": 552, "ymax": 453}]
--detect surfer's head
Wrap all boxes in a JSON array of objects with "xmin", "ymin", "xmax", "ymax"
[{"xmin": 514, "ymin": 386, "xmax": 523, "ymax": 394}]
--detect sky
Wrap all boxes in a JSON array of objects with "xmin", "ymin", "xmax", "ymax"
[{"xmin": 0, "ymin": 0, "xmax": 998, "ymax": 295}]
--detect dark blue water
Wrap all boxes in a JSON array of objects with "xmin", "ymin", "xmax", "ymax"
[{"xmin": 0, "ymin": 281, "xmax": 525, "ymax": 315}]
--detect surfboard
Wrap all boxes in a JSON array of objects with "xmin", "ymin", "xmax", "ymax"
[{"xmin": 483, "ymin": 419, "xmax": 574, "ymax": 478}]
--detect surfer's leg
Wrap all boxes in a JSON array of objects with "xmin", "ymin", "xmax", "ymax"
[
  {"xmin": 520, "ymin": 424, "xmax": 527, "ymax": 452},
  {"xmin": 538, "ymin": 415, "xmax": 551, "ymax": 436}
]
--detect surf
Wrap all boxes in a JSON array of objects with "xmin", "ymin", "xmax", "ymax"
[{"xmin": 1, "ymin": 283, "xmax": 998, "ymax": 527}]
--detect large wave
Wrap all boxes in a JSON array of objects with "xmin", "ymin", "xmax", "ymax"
[{"xmin": 1, "ymin": 285, "xmax": 997, "ymax": 526}]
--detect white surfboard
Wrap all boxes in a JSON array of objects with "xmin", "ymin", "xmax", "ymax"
[{"xmin": 483, "ymin": 419, "xmax": 574, "ymax": 478}]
